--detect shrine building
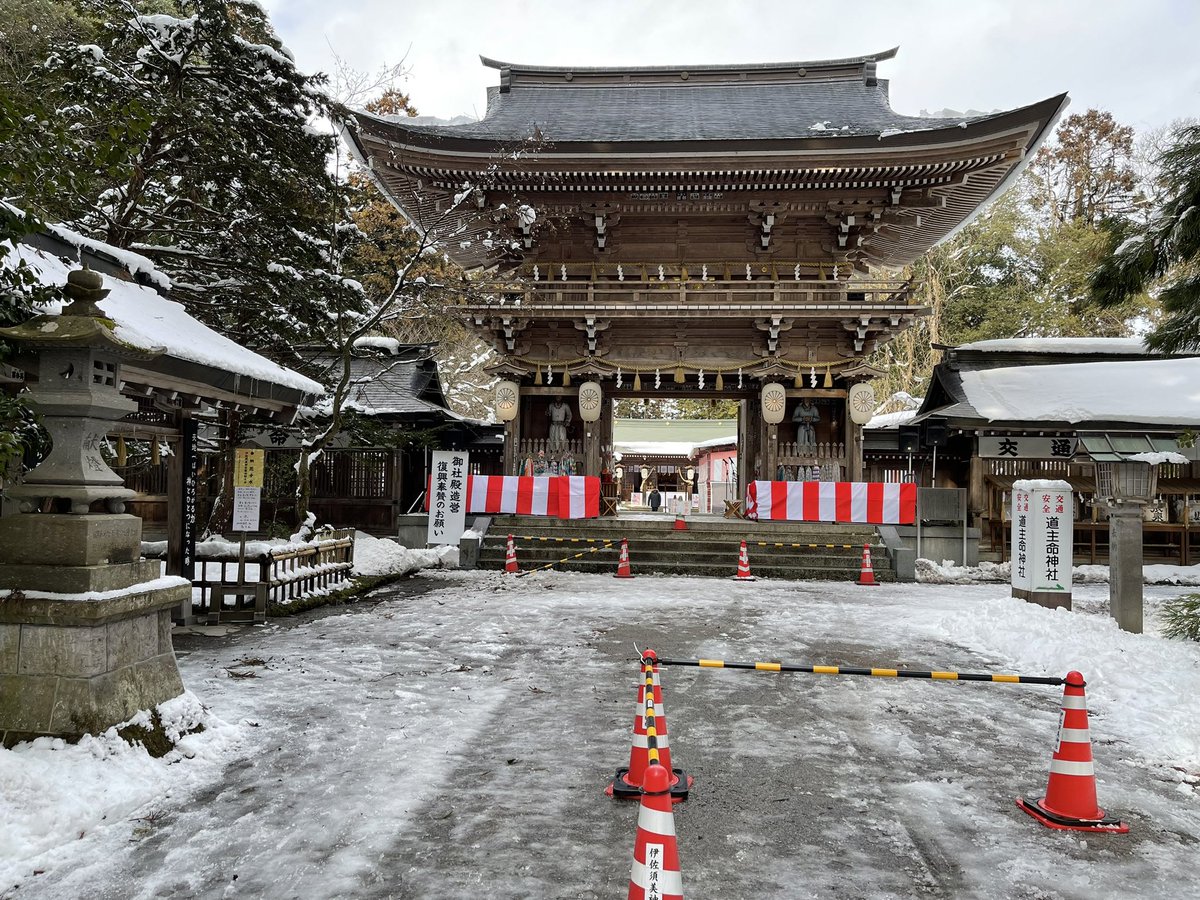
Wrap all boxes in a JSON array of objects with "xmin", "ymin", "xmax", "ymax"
[{"xmin": 344, "ymin": 49, "xmax": 1066, "ymax": 499}]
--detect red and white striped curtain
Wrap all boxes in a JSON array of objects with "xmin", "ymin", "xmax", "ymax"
[
  {"xmin": 746, "ymin": 481, "xmax": 916, "ymax": 524},
  {"xmin": 462, "ymin": 475, "xmax": 600, "ymax": 519}
]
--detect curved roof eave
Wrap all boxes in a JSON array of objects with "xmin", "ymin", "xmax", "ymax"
[
  {"xmin": 478, "ymin": 48, "xmax": 900, "ymax": 75},
  {"xmin": 347, "ymin": 92, "xmax": 1069, "ymax": 160},
  {"xmin": 931, "ymin": 92, "xmax": 1070, "ymax": 249}
]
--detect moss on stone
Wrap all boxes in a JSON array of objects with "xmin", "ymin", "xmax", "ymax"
[{"xmin": 117, "ymin": 710, "xmax": 205, "ymax": 759}]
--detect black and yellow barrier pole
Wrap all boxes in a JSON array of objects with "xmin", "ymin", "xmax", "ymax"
[
  {"xmin": 518, "ymin": 535, "xmax": 612, "ymax": 544},
  {"xmin": 515, "ymin": 540, "xmax": 616, "ymax": 577},
  {"xmin": 656, "ymin": 657, "xmax": 1065, "ymax": 686},
  {"xmin": 754, "ymin": 541, "xmax": 856, "ymax": 550}
]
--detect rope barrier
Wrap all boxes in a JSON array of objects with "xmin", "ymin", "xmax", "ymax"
[
  {"xmin": 656, "ymin": 657, "xmax": 1065, "ymax": 686},
  {"xmin": 518, "ymin": 535, "xmax": 612, "ymax": 544},
  {"xmin": 754, "ymin": 541, "xmax": 856, "ymax": 550},
  {"xmin": 515, "ymin": 540, "xmax": 617, "ymax": 577}
]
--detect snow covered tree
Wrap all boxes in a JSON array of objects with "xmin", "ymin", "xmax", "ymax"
[
  {"xmin": 1090, "ymin": 123, "xmax": 1200, "ymax": 352},
  {"xmin": 38, "ymin": 0, "xmax": 367, "ymax": 361}
]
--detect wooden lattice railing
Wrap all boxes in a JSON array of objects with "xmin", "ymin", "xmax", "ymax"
[{"xmin": 148, "ymin": 529, "xmax": 356, "ymax": 621}]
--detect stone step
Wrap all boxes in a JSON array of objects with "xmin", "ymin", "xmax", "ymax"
[
  {"xmin": 494, "ymin": 558, "xmax": 891, "ymax": 581},
  {"xmin": 477, "ymin": 515, "xmax": 890, "ymax": 581},
  {"xmin": 489, "ymin": 515, "xmax": 876, "ymax": 537},
  {"xmin": 479, "ymin": 545, "xmax": 881, "ymax": 568}
]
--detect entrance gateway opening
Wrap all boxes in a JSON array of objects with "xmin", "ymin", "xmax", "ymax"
[{"xmin": 345, "ymin": 50, "xmax": 1067, "ymax": 502}]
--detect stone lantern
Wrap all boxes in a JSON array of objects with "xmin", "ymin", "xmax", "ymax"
[
  {"xmin": 1094, "ymin": 460, "xmax": 1157, "ymax": 634},
  {"xmin": 0, "ymin": 267, "xmax": 187, "ymax": 744}
]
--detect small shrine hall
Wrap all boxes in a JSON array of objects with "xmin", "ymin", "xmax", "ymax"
[{"xmin": 346, "ymin": 49, "xmax": 1066, "ymax": 501}]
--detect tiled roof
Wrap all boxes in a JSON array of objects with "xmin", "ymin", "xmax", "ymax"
[
  {"xmin": 306, "ymin": 350, "xmax": 455, "ymax": 419},
  {"xmin": 364, "ymin": 51, "xmax": 1028, "ymax": 145}
]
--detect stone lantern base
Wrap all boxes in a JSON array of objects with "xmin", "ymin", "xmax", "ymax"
[{"xmin": 0, "ymin": 514, "xmax": 188, "ymax": 746}]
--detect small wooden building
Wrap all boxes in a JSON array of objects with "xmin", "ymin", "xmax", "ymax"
[
  {"xmin": 911, "ymin": 339, "xmax": 1200, "ymax": 563},
  {"xmin": 240, "ymin": 343, "xmax": 503, "ymax": 532}
]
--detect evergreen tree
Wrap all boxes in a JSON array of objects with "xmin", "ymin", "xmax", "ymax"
[
  {"xmin": 1090, "ymin": 124, "xmax": 1200, "ymax": 352},
  {"xmin": 38, "ymin": 0, "xmax": 367, "ymax": 361}
]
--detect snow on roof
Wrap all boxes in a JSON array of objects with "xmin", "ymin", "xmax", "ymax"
[
  {"xmin": 959, "ymin": 357, "xmax": 1200, "ymax": 425},
  {"xmin": 0, "ymin": 201, "xmax": 172, "ymax": 291},
  {"xmin": 865, "ymin": 410, "xmax": 919, "ymax": 429},
  {"xmin": 691, "ymin": 434, "xmax": 738, "ymax": 451},
  {"xmin": 613, "ymin": 440, "xmax": 696, "ymax": 457},
  {"xmin": 8, "ymin": 242, "xmax": 323, "ymax": 396},
  {"xmin": 956, "ymin": 337, "xmax": 1153, "ymax": 355}
]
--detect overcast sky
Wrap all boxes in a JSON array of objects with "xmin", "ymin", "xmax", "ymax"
[{"xmin": 259, "ymin": 0, "xmax": 1198, "ymax": 135}]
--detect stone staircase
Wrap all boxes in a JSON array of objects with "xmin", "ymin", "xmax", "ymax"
[{"xmin": 477, "ymin": 514, "xmax": 893, "ymax": 581}]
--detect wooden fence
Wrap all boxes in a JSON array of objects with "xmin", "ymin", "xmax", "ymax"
[{"xmin": 149, "ymin": 529, "xmax": 357, "ymax": 623}]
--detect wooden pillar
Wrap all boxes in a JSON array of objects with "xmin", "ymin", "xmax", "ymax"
[
  {"xmin": 742, "ymin": 394, "xmax": 765, "ymax": 488},
  {"xmin": 969, "ymin": 452, "xmax": 985, "ymax": 528},
  {"xmin": 846, "ymin": 398, "xmax": 864, "ymax": 482},
  {"xmin": 766, "ymin": 422, "xmax": 779, "ymax": 480},
  {"xmin": 390, "ymin": 449, "xmax": 404, "ymax": 528},
  {"xmin": 503, "ymin": 405, "xmax": 521, "ymax": 476},
  {"xmin": 583, "ymin": 405, "xmax": 601, "ymax": 478},
  {"xmin": 737, "ymin": 401, "xmax": 747, "ymax": 499},
  {"xmin": 166, "ymin": 431, "xmax": 182, "ymax": 578}
]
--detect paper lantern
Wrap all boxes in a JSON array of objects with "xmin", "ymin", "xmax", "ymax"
[
  {"xmin": 494, "ymin": 380, "xmax": 520, "ymax": 422},
  {"xmin": 761, "ymin": 382, "xmax": 787, "ymax": 424},
  {"xmin": 848, "ymin": 383, "xmax": 876, "ymax": 425},
  {"xmin": 577, "ymin": 381, "xmax": 603, "ymax": 422}
]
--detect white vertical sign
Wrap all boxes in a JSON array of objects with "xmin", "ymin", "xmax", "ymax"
[
  {"xmin": 1030, "ymin": 480, "xmax": 1073, "ymax": 595},
  {"xmin": 1010, "ymin": 484, "xmax": 1032, "ymax": 596},
  {"xmin": 1013, "ymin": 478, "xmax": 1073, "ymax": 603},
  {"xmin": 427, "ymin": 450, "xmax": 469, "ymax": 546}
]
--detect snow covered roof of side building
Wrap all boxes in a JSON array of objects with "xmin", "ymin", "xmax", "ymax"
[
  {"xmin": 864, "ymin": 410, "xmax": 919, "ymax": 430},
  {"xmin": 691, "ymin": 434, "xmax": 739, "ymax": 451},
  {"xmin": 954, "ymin": 337, "xmax": 1153, "ymax": 355},
  {"xmin": 4, "ymin": 237, "xmax": 323, "ymax": 407},
  {"xmin": 929, "ymin": 356, "xmax": 1200, "ymax": 427}
]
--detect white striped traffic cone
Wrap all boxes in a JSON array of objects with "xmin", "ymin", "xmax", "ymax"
[
  {"xmin": 609, "ymin": 650, "xmax": 690, "ymax": 801},
  {"xmin": 504, "ymin": 534, "xmax": 518, "ymax": 574},
  {"xmin": 732, "ymin": 540, "xmax": 756, "ymax": 581},
  {"xmin": 857, "ymin": 544, "xmax": 878, "ymax": 586},
  {"xmin": 1017, "ymin": 670, "xmax": 1128, "ymax": 833},
  {"xmin": 628, "ymin": 764, "xmax": 684, "ymax": 900}
]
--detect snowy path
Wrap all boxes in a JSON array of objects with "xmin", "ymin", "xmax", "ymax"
[{"xmin": 4, "ymin": 573, "xmax": 1200, "ymax": 898}]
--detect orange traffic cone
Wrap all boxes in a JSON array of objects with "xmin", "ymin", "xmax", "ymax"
[
  {"xmin": 1017, "ymin": 671, "xmax": 1129, "ymax": 833},
  {"xmin": 614, "ymin": 537, "xmax": 635, "ymax": 579},
  {"xmin": 732, "ymin": 540, "xmax": 756, "ymax": 581},
  {"xmin": 673, "ymin": 515, "xmax": 687, "ymax": 531},
  {"xmin": 608, "ymin": 650, "xmax": 690, "ymax": 801},
  {"xmin": 627, "ymin": 763, "xmax": 684, "ymax": 900},
  {"xmin": 857, "ymin": 544, "xmax": 878, "ymax": 586},
  {"xmin": 504, "ymin": 534, "xmax": 519, "ymax": 574}
]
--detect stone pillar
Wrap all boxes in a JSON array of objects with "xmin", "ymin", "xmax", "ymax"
[
  {"xmin": 0, "ymin": 268, "xmax": 187, "ymax": 745},
  {"xmin": 1108, "ymin": 505, "xmax": 1144, "ymax": 634}
]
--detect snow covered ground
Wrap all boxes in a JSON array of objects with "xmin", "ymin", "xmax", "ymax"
[{"xmin": 3, "ymin": 572, "xmax": 1200, "ymax": 898}]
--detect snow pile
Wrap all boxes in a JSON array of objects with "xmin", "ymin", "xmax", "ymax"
[
  {"xmin": 0, "ymin": 692, "xmax": 243, "ymax": 881},
  {"xmin": 918, "ymin": 558, "xmax": 1200, "ymax": 586},
  {"xmin": 351, "ymin": 531, "xmax": 455, "ymax": 577},
  {"xmin": 916, "ymin": 558, "xmax": 1010, "ymax": 583}
]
